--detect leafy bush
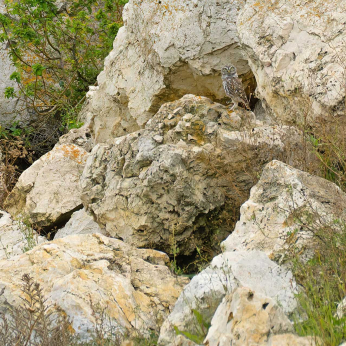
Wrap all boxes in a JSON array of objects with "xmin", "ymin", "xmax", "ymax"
[
  {"xmin": 0, "ymin": 0, "xmax": 126, "ymax": 125},
  {"xmin": 292, "ymin": 215, "xmax": 346, "ymax": 346},
  {"xmin": 0, "ymin": 0, "xmax": 127, "ymax": 205}
]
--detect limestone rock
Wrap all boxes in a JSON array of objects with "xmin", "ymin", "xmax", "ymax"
[
  {"xmin": 0, "ymin": 210, "xmax": 45, "ymax": 260},
  {"xmin": 336, "ymin": 297, "xmax": 346, "ymax": 319},
  {"xmin": 0, "ymin": 233, "xmax": 188, "ymax": 339},
  {"xmin": 238, "ymin": 0, "xmax": 346, "ymax": 123},
  {"xmin": 221, "ymin": 160, "xmax": 346, "ymax": 263},
  {"xmin": 205, "ymin": 287, "xmax": 316, "ymax": 346},
  {"xmin": 4, "ymin": 144, "xmax": 88, "ymax": 228},
  {"xmin": 58, "ymin": 125, "xmax": 93, "ymax": 152},
  {"xmin": 54, "ymin": 208, "xmax": 106, "ymax": 239},
  {"xmin": 81, "ymin": 95, "xmax": 305, "ymax": 255},
  {"xmin": 80, "ymin": 0, "xmax": 253, "ymax": 142},
  {"xmin": 158, "ymin": 250, "xmax": 297, "ymax": 346}
]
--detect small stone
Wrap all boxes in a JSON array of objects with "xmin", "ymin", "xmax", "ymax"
[{"xmin": 153, "ymin": 135, "xmax": 164, "ymax": 143}]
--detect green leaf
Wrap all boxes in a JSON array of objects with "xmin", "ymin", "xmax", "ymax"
[
  {"xmin": 192, "ymin": 309, "xmax": 210, "ymax": 329},
  {"xmin": 173, "ymin": 326, "xmax": 204, "ymax": 344},
  {"xmin": 10, "ymin": 71, "xmax": 21, "ymax": 83},
  {"xmin": 4, "ymin": 87, "xmax": 15, "ymax": 99},
  {"xmin": 32, "ymin": 63, "xmax": 45, "ymax": 76}
]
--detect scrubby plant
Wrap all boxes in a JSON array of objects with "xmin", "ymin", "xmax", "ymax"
[
  {"xmin": 0, "ymin": 0, "xmax": 126, "ymax": 123},
  {"xmin": 290, "ymin": 213, "xmax": 346, "ymax": 346},
  {"xmin": 0, "ymin": 0, "xmax": 127, "ymax": 205},
  {"xmin": 0, "ymin": 274, "xmax": 80, "ymax": 346},
  {"xmin": 174, "ymin": 309, "xmax": 210, "ymax": 344},
  {"xmin": 0, "ymin": 274, "xmax": 164, "ymax": 346}
]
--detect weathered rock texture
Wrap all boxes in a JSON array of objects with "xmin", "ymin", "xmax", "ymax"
[
  {"xmin": 81, "ymin": 95, "xmax": 305, "ymax": 255},
  {"xmin": 0, "ymin": 210, "xmax": 45, "ymax": 260},
  {"xmin": 54, "ymin": 208, "xmax": 106, "ymax": 239},
  {"xmin": 238, "ymin": 0, "xmax": 346, "ymax": 123},
  {"xmin": 0, "ymin": 233, "xmax": 188, "ymax": 339},
  {"xmin": 221, "ymin": 160, "xmax": 346, "ymax": 263},
  {"xmin": 80, "ymin": 0, "xmax": 254, "ymax": 142},
  {"xmin": 58, "ymin": 125, "xmax": 94, "ymax": 152},
  {"xmin": 4, "ymin": 144, "xmax": 88, "ymax": 228},
  {"xmin": 158, "ymin": 250, "xmax": 297, "ymax": 345},
  {"xmin": 205, "ymin": 287, "xmax": 316, "ymax": 346}
]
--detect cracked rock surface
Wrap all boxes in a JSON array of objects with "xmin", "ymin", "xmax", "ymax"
[
  {"xmin": 80, "ymin": 0, "xmax": 253, "ymax": 143},
  {"xmin": 0, "ymin": 233, "xmax": 188, "ymax": 339},
  {"xmin": 221, "ymin": 160, "xmax": 346, "ymax": 263},
  {"xmin": 81, "ymin": 95, "xmax": 305, "ymax": 255},
  {"xmin": 238, "ymin": 0, "xmax": 346, "ymax": 123},
  {"xmin": 4, "ymin": 144, "xmax": 88, "ymax": 228},
  {"xmin": 158, "ymin": 250, "xmax": 298, "ymax": 346}
]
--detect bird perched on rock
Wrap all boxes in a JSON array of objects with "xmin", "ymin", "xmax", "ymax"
[{"xmin": 221, "ymin": 65, "xmax": 250, "ymax": 110}]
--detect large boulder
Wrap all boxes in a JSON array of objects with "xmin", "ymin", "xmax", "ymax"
[
  {"xmin": 205, "ymin": 287, "xmax": 316, "ymax": 346},
  {"xmin": 4, "ymin": 144, "xmax": 88, "ymax": 229},
  {"xmin": 80, "ymin": 0, "xmax": 254, "ymax": 143},
  {"xmin": 158, "ymin": 250, "xmax": 298, "ymax": 345},
  {"xmin": 0, "ymin": 233, "xmax": 188, "ymax": 339},
  {"xmin": 238, "ymin": 0, "xmax": 346, "ymax": 123},
  {"xmin": 81, "ymin": 95, "xmax": 305, "ymax": 255},
  {"xmin": 0, "ymin": 210, "xmax": 45, "ymax": 260},
  {"xmin": 221, "ymin": 160, "xmax": 346, "ymax": 263}
]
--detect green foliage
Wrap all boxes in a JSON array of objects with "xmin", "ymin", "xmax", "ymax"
[
  {"xmin": 292, "ymin": 217, "xmax": 346, "ymax": 346},
  {"xmin": 169, "ymin": 227, "xmax": 184, "ymax": 275},
  {"xmin": 4, "ymin": 86, "xmax": 15, "ymax": 99},
  {"xmin": 0, "ymin": 0, "xmax": 126, "ymax": 139},
  {"xmin": 18, "ymin": 217, "xmax": 39, "ymax": 253},
  {"xmin": 174, "ymin": 309, "xmax": 211, "ymax": 344}
]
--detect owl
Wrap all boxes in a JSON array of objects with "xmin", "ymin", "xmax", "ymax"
[{"xmin": 221, "ymin": 65, "xmax": 250, "ymax": 110}]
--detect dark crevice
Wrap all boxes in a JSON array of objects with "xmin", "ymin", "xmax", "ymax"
[{"xmin": 38, "ymin": 204, "xmax": 84, "ymax": 237}]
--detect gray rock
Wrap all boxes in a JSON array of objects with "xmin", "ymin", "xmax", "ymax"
[
  {"xmin": 238, "ymin": 0, "xmax": 346, "ymax": 123},
  {"xmin": 80, "ymin": 0, "xmax": 254, "ymax": 143},
  {"xmin": 54, "ymin": 209, "xmax": 106, "ymax": 239},
  {"xmin": 158, "ymin": 250, "xmax": 298, "ymax": 346},
  {"xmin": 221, "ymin": 160, "xmax": 346, "ymax": 263},
  {"xmin": 81, "ymin": 95, "xmax": 305, "ymax": 255}
]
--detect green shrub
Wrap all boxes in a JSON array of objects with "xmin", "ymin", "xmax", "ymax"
[
  {"xmin": 0, "ymin": 0, "xmax": 127, "ymax": 204},
  {"xmin": 292, "ymin": 217, "xmax": 346, "ymax": 346},
  {"xmin": 0, "ymin": 0, "xmax": 126, "ymax": 122}
]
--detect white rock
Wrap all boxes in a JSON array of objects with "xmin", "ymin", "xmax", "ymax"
[
  {"xmin": 4, "ymin": 144, "xmax": 88, "ymax": 228},
  {"xmin": 80, "ymin": 0, "xmax": 253, "ymax": 142},
  {"xmin": 238, "ymin": 0, "xmax": 346, "ymax": 123},
  {"xmin": 221, "ymin": 160, "xmax": 346, "ymax": 263},
  {"xmin": 205, "ymin": 287, "xmax": 316, "ymax": 346},
  {"xmin": 81, "ymin": 95, "xmax": 306, "ymax": 256},
  {"xmin": 336, "ymin": 297, "xmax": 346, "ymax": 319},
  {"xmin": 54, "ymin": 209, "xmax": 106, "ymax": 239},
  {"xmin": 0, "ymin": 210, "xmax": 45, "ymax": 260},
  {"xmin": 158, "ymin": 250, "xmax": 297, "ymax": 345},
  {"xmin": 0, "ymin": 233, "xmax": 189, "ymax": 340}
]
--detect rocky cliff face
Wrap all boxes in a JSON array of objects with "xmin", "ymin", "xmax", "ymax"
[
  {"xmin": 238, "ymin": 0, "xmax": 346, "ymax": 123},
  {"xmin": 1, "ymin": 0, "xmax": 346, "ymax": 344},
  {"xmin": 79, "ymin": 0, "xmax": 255, "ymax": 143}
]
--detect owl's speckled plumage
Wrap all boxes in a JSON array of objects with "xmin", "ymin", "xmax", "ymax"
[{"xmin": 221, "ymin": 65, "xmax": 250, "ymax": 110}]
